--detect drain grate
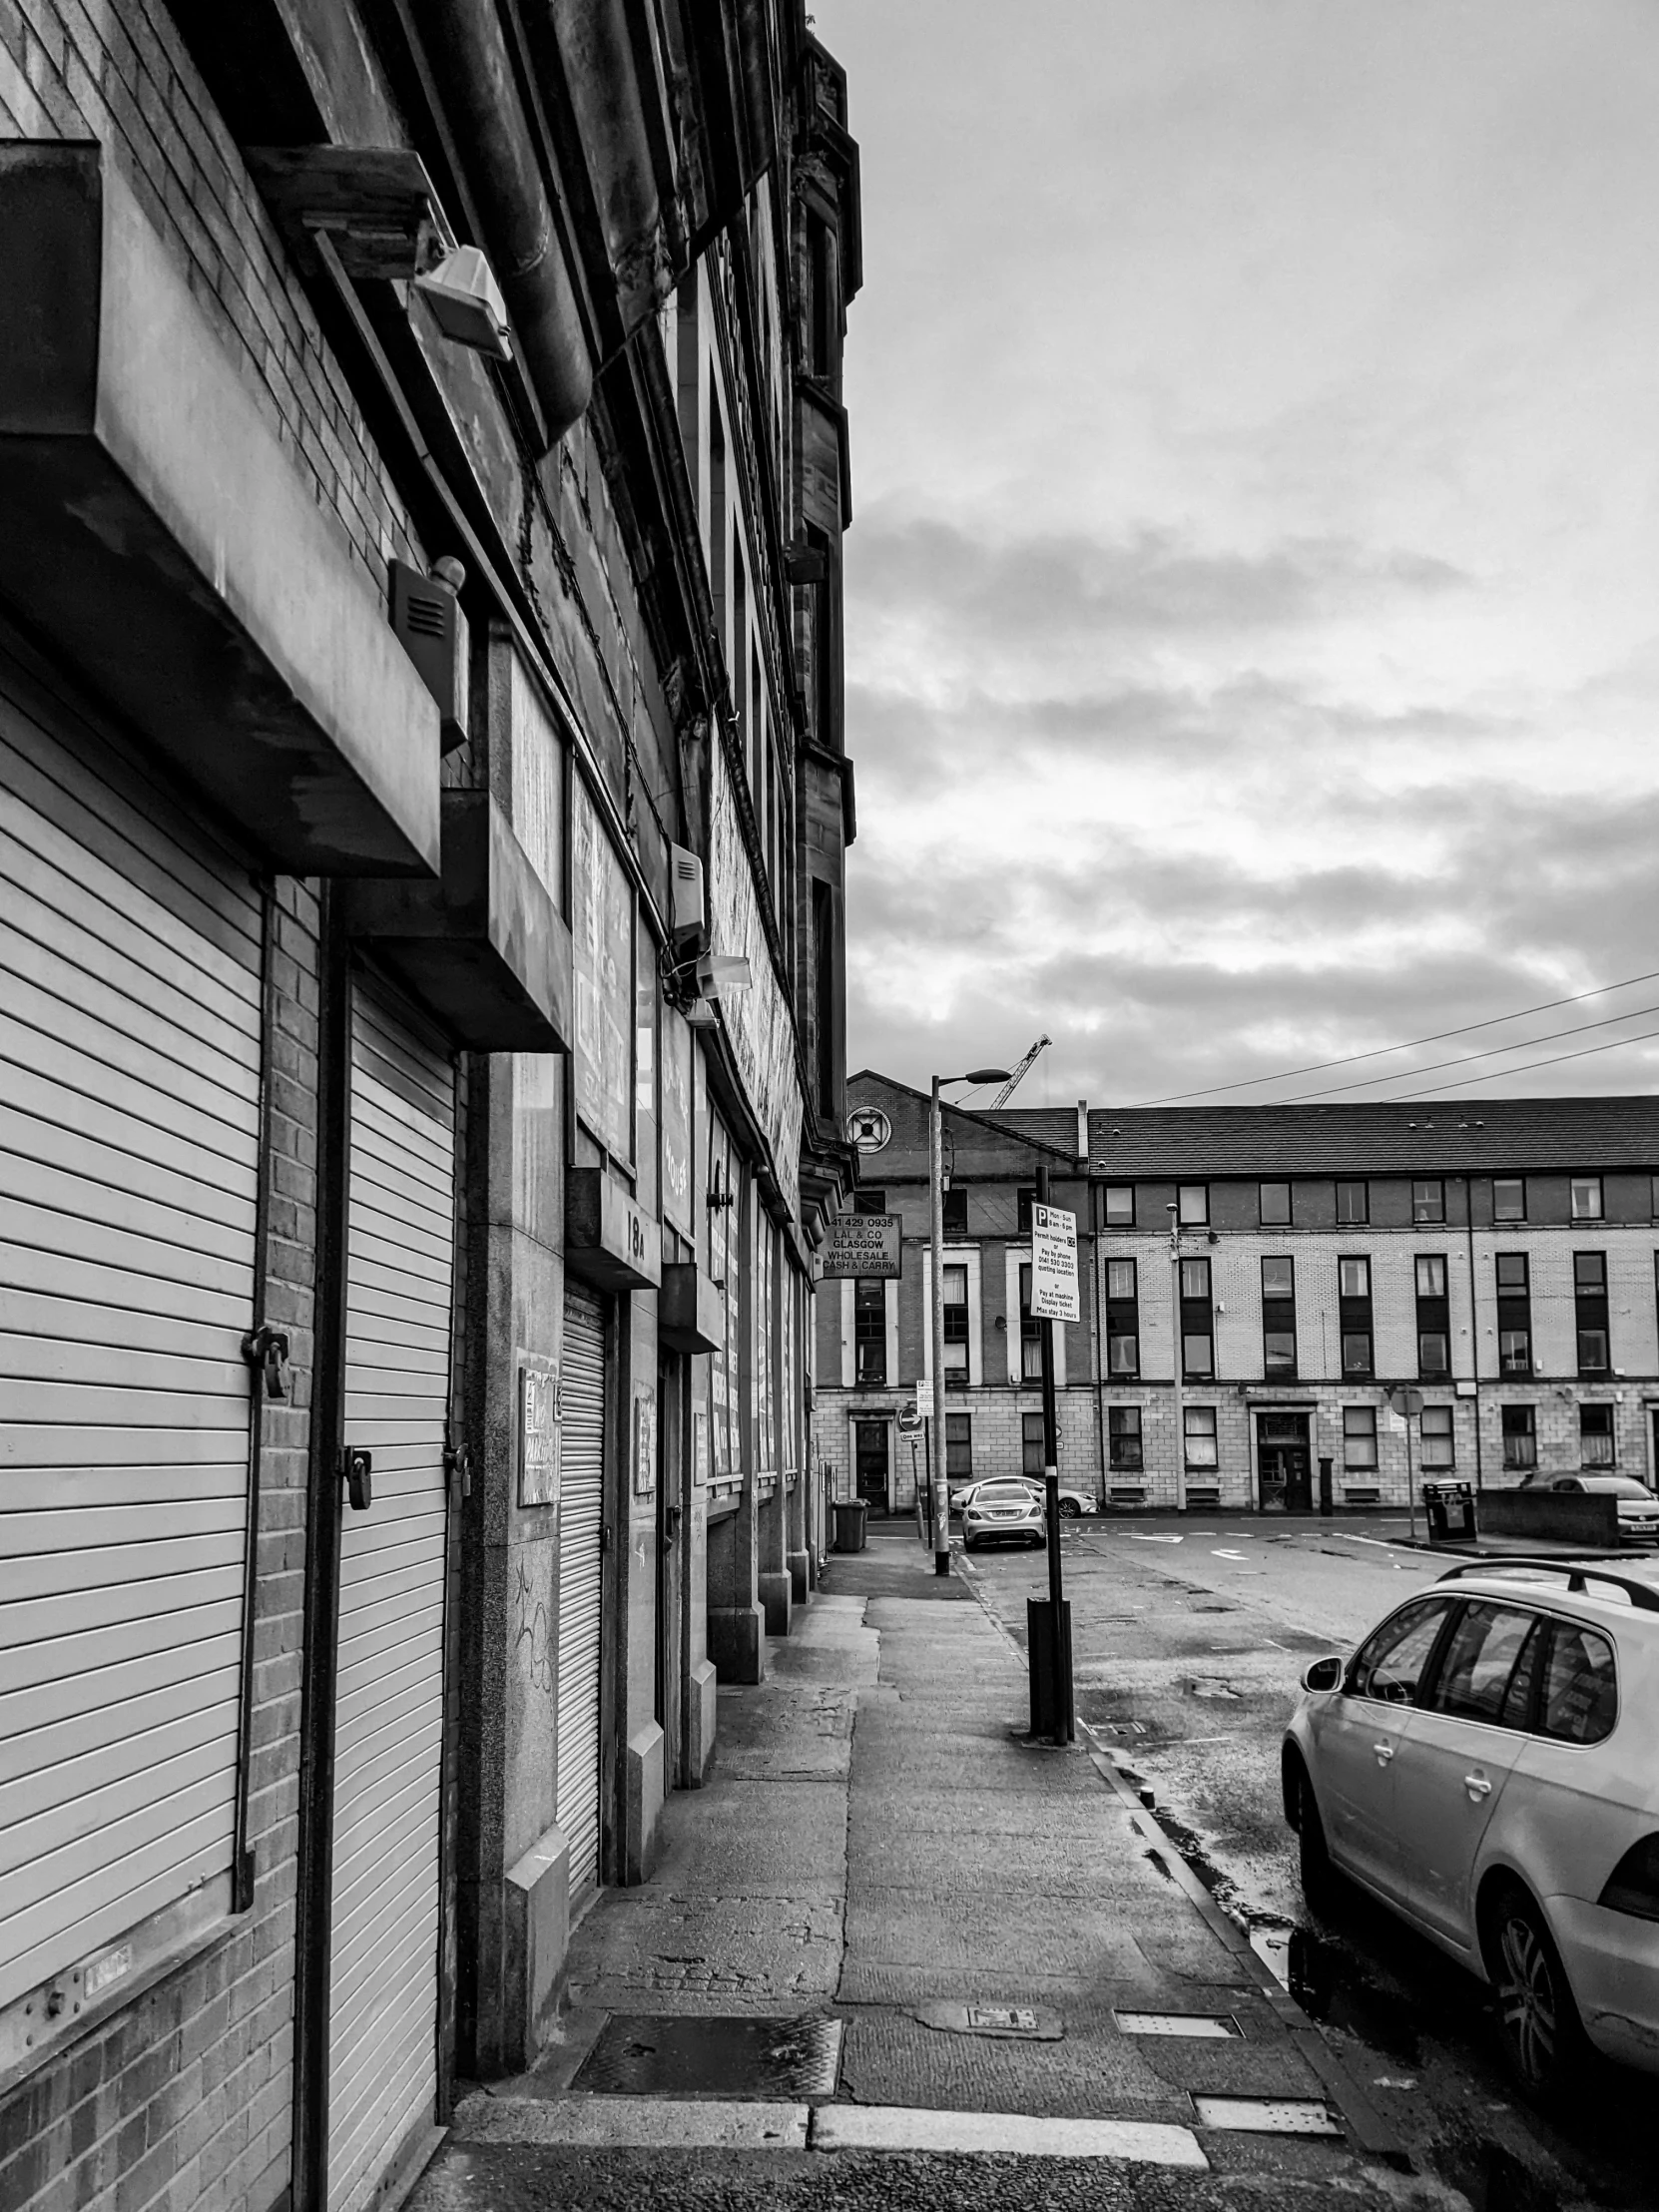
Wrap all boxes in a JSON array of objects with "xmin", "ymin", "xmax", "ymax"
[
  {"xmin": 574, "ymin": 2013, "xmax": 843, "ymax": 2100},
  {"xmin": 1115, "ymin": 2011, "xmax": 1241, "ymax": 2039},
  {"xmin": 1194, "ymin": 2095, "xmax": 1342, "ymax": 2136}
]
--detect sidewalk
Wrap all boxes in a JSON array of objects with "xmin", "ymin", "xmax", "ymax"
[{"xmin": 410, "ymin": 1528, "xmax": 1452, "ymax": 2210}]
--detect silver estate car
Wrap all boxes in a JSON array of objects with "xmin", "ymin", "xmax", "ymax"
[{"xmin": 1283, "ymin": 1557, "xmax": 1659, "ymax": 2099}]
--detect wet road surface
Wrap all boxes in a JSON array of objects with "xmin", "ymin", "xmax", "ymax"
[{"xmin": 961, "ymin": 1513, "xmax": 1654, "ymax": 2210}]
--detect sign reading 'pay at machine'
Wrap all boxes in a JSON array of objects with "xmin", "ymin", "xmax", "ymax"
[{"xmin": 1029, "ymin": 1203, "xmax": 1080, "ymax": 1323}]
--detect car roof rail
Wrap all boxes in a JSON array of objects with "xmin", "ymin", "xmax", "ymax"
[{"xmin": 1434, "ymin": 1555, "xmax": 1659, "ymax": 1613}]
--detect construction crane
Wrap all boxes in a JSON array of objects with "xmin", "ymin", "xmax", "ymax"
[{"xmin": 991, "ymin": 1036, "xmax": 1050, "ymax": 1108}]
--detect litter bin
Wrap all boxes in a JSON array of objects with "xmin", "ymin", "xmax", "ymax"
[
  {"xmin": 832, "ymin": 1499, "xmax": 868, "ymax": 1554},
  {"xmin": 1422, "ymin": 1481, "xmax": 1476, "ymax": 1544}
]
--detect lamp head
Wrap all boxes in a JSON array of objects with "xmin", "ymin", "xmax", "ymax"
[{"xmin": 961, "ymin": 1066, "xmax": 1010, "ymax": 1085}]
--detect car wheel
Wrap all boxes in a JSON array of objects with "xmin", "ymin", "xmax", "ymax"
[
  {"xmin": 1290, "ymin": 1761, "xmax": 1337, "ymax": 1913},
  {"xmin": 1059, "ymin": 1498, "xmax": 1081, "ymax": 1517},
  {"xmin": 1487, "ymin": 1884, "xmax": 1586, "ymax": 2101}
]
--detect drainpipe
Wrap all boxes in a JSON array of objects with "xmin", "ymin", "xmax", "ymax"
[
  {"xmin": 1167, "ymin": 1209, "xmax": 1186, "ymax": 1512},
  {"xmin": 1088, "ymin": 1185, "xmax": 1106, "ymax": 1507},
  {"xmin": 416, "ymin": 0, "xmax": 593, "ymax": 444},
  {"xmin": 1464, "ymin": 1174, "xmax": 1484, "ymax": 1492}
]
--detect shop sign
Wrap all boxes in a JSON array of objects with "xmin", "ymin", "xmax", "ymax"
[
  {"xmin": 661, "ymin": 1003, "xmax": 693, "ymax": 1238},
  {"xmin": 570, "ymin": 778, "xmax": 633, "ymax": 1162},
  {"xmin": 709, "ymin": 742, "xmax": 803, "ymax": 1216},
  {"xmin": 633, "ymin": 1387, "xmax": 658, "ymax": 1496},
  {"xmin": 821, "ymin": 1211, "xmax": 900, "ymax": 1279},
  {"xmin": 1029, "ymin": 1203, "xmax": 1079, "ymax": 1323},
  {"xmin": 519, "ymin": 1354, "xmax": 561, "ymax": 1508}
]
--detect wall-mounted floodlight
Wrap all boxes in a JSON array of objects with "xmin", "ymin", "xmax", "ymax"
[
  {"xmin": 696, "ymin": 952, "xmax": 752, "ymax": 996},
  {"xmin": 415, "ymin": 246, "xmax": 512, "ymax": 360}
]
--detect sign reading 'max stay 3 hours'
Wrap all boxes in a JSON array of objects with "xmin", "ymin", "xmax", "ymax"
[
  {"xmin": 821, "ymin": 1212, "xmax": 901, "ymax": 1279},
  {"xmin": 1030, "ymin": 1202, "xmax": 1080, "ymax": 1322}
]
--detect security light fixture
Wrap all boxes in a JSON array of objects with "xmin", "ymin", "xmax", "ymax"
[
  {"xmin": 415, "ymin": 245, "xmax": 512, "ymax": 360},
  {"xmin": 696, "ymin": 952, "xmax": 752, "ymax": 995}
]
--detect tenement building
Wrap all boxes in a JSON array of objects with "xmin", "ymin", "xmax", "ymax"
[
  {"xmin": 825, "ymin": 1080, "xmax": 1659, "ymax": 1514},
  {"xmin": 0, "ymin": 12, "xmax": 858, "ymax": 2212}
]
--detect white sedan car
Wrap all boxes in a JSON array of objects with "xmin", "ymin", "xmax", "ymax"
[
  {"xmin": 1283, "ymin": 1557, "xmax": 1659, "ymax": 2098},
  {"xmin": 949, "ymin": 1475, "xmax": 1096, "ymax": 1517}
]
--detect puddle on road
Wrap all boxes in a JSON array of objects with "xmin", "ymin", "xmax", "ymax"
[{"xmin": 1279, "ymin": 1924, "xmax": 1423, "ymax": 2064}]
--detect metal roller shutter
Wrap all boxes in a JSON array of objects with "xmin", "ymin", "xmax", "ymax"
[
  {"xmin": 0, "ymin": 671, "xmax": 263, "ymax": 2012},
  {"xmin": 558, "ymin": 1284, "xmax": 606, "ymax": 1905},
  {"xmin": 326, "ymin": 985, "xmax": 454, "ymax": 2212}
]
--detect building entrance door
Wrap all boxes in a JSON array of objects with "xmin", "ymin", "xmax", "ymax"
[
  {"xmin": 854, "ymin": 1419, "xmax": 889, "ymax": 1512},
  {"xmin": 1258, "ymin": 1412, "xmax": 1312, "ymax": 1512}
]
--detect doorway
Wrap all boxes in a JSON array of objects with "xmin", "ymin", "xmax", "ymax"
[
  {"xmin": 657, "ymin": 1353, "xmax": 683, "ymax": 1786},
  {"xmin": 1257, "ymin": 1411, "xmax": 1312, "ymax": 1512},
  {"xmin": 854, "ymin": 1419, "xmax": 890, "ymax": 1512}
]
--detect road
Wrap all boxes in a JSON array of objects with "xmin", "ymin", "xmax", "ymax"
[{"xmin": 961, "ymin": 1514, "xmax": 1650, "ymax": 2211}]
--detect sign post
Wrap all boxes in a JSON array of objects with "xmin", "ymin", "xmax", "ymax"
[
  {"xmin": 1030, "ymin": 1172, "xmax": 1076, "ymax": 1744},
  {"xmin": 1387, "ymin": 1386, "xmax": 1424, "ymax": 1542}
]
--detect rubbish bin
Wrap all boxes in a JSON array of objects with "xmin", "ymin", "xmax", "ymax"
[
  {"xmin": 832, "ymin": 1499, "xmax": 868, "ymax": 1554},
  {"xmin": 1422, "ymin": 1481, "xmax": 1476, "ymax": 1544}
]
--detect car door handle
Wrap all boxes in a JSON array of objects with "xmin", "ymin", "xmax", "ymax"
[
  {"xmin": 1373, "ymin": 1740, "xmax": 1394, "ymax": 1765},
  {"xmin": 1462, "ymin": 1771, "xmax": 1492, "ymax": 1801}
]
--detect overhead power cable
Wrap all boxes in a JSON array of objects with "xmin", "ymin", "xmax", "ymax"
[
  {"xmin": 1379, "ymin": 1020, "xmax": 1659, "ymax": 1100},
  {"xmin": 1125, "ymin": 965, "xmax": 1659, "ymax": 1107},
  {"xmin": 1283, "ymin": 998, "xmax": 1659, "ymax": 1104}
]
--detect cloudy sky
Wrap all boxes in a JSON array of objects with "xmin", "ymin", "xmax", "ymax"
[{"xmin": 816, "ymin": 0, "xmax": 1659, "ymax": 1112}]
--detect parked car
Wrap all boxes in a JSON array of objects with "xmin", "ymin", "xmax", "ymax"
[
  {"xmin": 950, "ymin": 1475, "xmax": 1096, "ymax": 1517},
  {"xmin": 1282, "ymin": 1557, "xmax": 1659, "ymax": 2098},
  {"xmin": 959, "ymin": 1479, "xmax": 1047, "ymax": 1551},
  {"xmin": 1521, "ymin": 1473, "xmax": 1659, "ymax": 1544}
]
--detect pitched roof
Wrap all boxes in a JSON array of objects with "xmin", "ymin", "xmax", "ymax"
[{"xmin": 1085, "ymin": 1097, "xmax": 1659, "ymax": 1178}]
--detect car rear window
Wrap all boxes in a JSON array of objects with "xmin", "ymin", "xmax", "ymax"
[
  {"xmin": 1539, "ymin": 1622, "xmax": 1617, "ymax": 1744},
  {"xmin": 976, "ymin": 1483, "xmax": 1033, "ymax": 1502}
]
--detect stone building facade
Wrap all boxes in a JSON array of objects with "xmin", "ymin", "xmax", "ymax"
[
  {"xmin": 0, "ymin": 11, "xmax": 858, "ymax": 2212},
  {"xmin": 821, "ymin": 1080, "xmax": 1659, "ymax": 1517}
]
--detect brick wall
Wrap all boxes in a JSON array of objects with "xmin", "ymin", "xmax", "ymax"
[{"xmin": 0, "ymin": 881, "xmax": 321, "ymax": 2212}]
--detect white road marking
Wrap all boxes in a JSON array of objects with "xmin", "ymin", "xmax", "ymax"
[
  {"xmin": 454, "ymin": 2095, "xmax": 810, "ymax": 2149},
  {"xmin": 1131, "ymin": 1533, "xmax": 1184, "ymax": 1543},
  {"xmin": 1212, "ymin": 1548, "xmax": 1247, "ymax": 1560},
  {"xmin": 811, "ymin": 2105, "xmax": 1209, "ymax": 2167}
]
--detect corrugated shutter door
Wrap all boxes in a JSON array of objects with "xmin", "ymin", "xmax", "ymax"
[
  {"xmin": 326, "ymin": 987, "xmax": 454, "ymax": 2212},
  {"xmin": 558, "ymin": 1285, "xmax": 606, "ymax": 1905},
  {"xmin": 0, "ymin": 675, "xmax": 262, "ymax": 2011}
]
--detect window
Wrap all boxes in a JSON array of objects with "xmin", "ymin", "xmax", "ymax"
[
  {"xmin": 1339, "ymin": 1255, "xmax": 1373, "ymax": 1379},
  {"xmin": 1493, "ymin": 1178, "xmax": 1525, "ymax": 1223},
  {"xmin": 1259, "ymin": 1181, "xmax": 1291, "ymax": 1226},
  {"xmin": 1580, "ymin": 1403, "xmax": 1615, "ymax": 1467},
  {"xmin": 942, "ymin": 1262, "xmax": 969, "ymax": 1383},
  {"xmin": 1184, "ymin": 1405, "xmax": 1218, "ymax": 1467},
  {"xmin": 1571, "ymin": 1177, "xmax": 1603, "ymax": 1222},
  {"xmin": 1348, "ymin": 1598, "xmax": 1454, "ymax": 1705},
  {"xmin": 1414, "ymin": 1252, "xmax": 1450, "ymax": 1380},
  {"xmin": 1104, "ymin": 1185, "xmax": 1134, "ymax": 1227},
  {"xmin": 1652, "ymin": 1174, "xmax": 1659, "ymax": 1222},
  {"xmin": 1022, "ymin": 1410, "xmax": 1045, "ymax": 1476},
  {"xmin": 852, "ymin": 1278, "xmax": 886, "ymax": 1384},
  {"xmin": 1261, "ymin": 1255, "xmax": 1296, "ymax": 1378},
  {"xmin": 1105, "ymin": 1258, "xmax": 1139, "ymax": 1378},
  {"xmin": 1575, "ymin": 1251, "xmax": 1610, "ymax": 1375},
  {"xmin": 1343, "ymin": 1406, "xmax": 1378, "ymax": 1469},
  {"xmin": 1501, "ymin": 1404, "xmax": 1537, "ymax": 1470},
  {"xmin": 1016, "ymin": 1264, "xmax": 1043, "ymax": 1382},
  {"xmin": 1496, "ymin": 1253, "xmax": 1531, "ymax": 1377},
  {"xmin": 853, "ymin": 1186, "xmax": 885, "ymax": 1215},
  {"xmin": 1539, "ymin": 1621, "xmax": 1617, "ymax": 1744},
  {"xmin": 1412, "ymin": 1179, "xmax": 1444, "ymax": 1224},
  {"xmin": 1015, "ymin": 1187, "xmax": 1035, "ymax": 1235},
  {"xmin": 944, "ymin": 1411, "xmax": 972, "ymax": 1479},
  {"xmin": 1109, "ymin": 1406, "xmax": 1143, "ymax": 1471},
  {"xmin": 1177, "ymin": 1184, "xmax": 1208, "ymax": 1226},
  {"xmin": 1336, "ymin": 1180, "xmax": 1369, "ymax": 1225},
  {"xmin": 1180, "ymin": 1255, "xmax": 1213, "ymax": 1378},
  {"xmin": 813, "ymin": 879, "xmax": 835, "ymax": 1114},
  {"xmin": 941, "ymin": 1185, "xmax": 968, "ymax": 1237},
  {"xmin": 1419, "ymin": 1404, "xmax": 1454, "ymax": 1470},
  {"xmin": 1426, "ymin": 1604, "xmax": 1541, "ymax": 1725}
]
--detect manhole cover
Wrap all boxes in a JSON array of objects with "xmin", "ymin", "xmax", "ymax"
[
  {"xmin": 1115, "ymin": 2011, "xmax": 1241, "ymax": 2039},
  {"xmin": 1194, "ymin": 2095, "xmax": 1342, "ymax": 2137},
  {"xmin": 574, "ymin": 2013, "xmax": 842, "ymax": 2099}
]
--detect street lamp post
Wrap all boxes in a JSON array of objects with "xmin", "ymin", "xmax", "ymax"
[{"xmin": 930, "ymin": 1067, "xmax": 1009, "ymax": 1576}]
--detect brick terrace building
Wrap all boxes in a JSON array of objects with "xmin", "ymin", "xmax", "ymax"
[{"xmin": 822, "ymin": 1078, "xmax": 1659, "ymax": 1516}]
